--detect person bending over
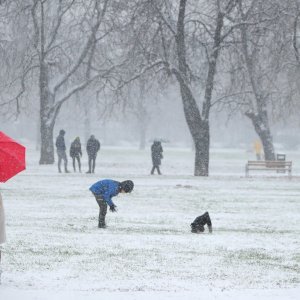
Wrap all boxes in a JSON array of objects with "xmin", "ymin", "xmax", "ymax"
[{"xmin": 89, "ymin": 179, "xmax": 134, "ymax": 228}]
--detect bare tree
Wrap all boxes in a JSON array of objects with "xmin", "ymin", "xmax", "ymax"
[
  {"xmin": 236, "ymin": 0, "xmax": 281, "ymax": 160},
  {"xmin": 0, "ymin": 0, "xmax": 125, "ymax": 164},
  {"xmin": 34, "ymin": 0, "xmax": 113, "ymax": 164},
  {"xmin": 0, "ymin": 0, "xmax": 37, "ymax": 120},
  {"xmin": 220, "ymin": 0, "xmax": 293, "ymax": 160},
  {"xmin": 113, "ymin": 0, "xmax": 242, "ymax": 176},
  {"xmin": 152, "ymin": 0, "xmax": 239, "ymax": 175}
]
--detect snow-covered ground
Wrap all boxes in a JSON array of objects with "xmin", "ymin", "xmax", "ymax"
[{"xmin": 1, "ymin": 145, "xmax": 299, "ymax": 299}]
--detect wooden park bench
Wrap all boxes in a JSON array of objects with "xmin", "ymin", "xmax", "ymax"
[{"xmin": 245, "ymin": 160, "xmax": 292, "ymax": 178}]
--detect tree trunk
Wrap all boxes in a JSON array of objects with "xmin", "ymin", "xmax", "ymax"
[
  {"xmin": 174, "ymin": 0, "xmax": 217, "ymax": 176},
  {"xmin": 177, "ymin": 77, "xmax": 209, "ymax": 176},
  {"xmin": 246, "ymin": 111, "xmax": 275, "ymax": 160},
  {"xmin": 39, "ymin": 58, "xmax": 55, "ymax": 164},
  {"xmin": 248, "ymin": 106, "xmax": 275, "ymax": 161},
  {"xmin": 39, "ymin": 120, "xmax": 55, "ymax": 164},
  {"xmin": 38, "ymin": 2, "xmax": 55, "ymax": 164},
  {"xmin": 194, "ymin": 120, "xmax": 210, "ymax": 176},
  {"xmin": 39, "ymin": 85, "xmax": 55, "ymax": 164},
  {"xmin": 259, "ymin": 130, "xmax": 275, "ymax": 161}
]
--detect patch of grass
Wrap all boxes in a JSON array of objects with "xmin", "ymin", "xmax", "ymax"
[{"xmin": 225, "ymin": 248, "xmax": 283, "ymax": 266}]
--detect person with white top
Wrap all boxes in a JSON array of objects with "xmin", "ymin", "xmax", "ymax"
[{"xmin": 0, "ymin": 192, "xmax": 6, "ymax": 284}]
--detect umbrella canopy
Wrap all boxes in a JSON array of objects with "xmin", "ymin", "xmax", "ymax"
[{"xmin": 0, "ymin": 131, "xmax": 26, "ymax": 183}]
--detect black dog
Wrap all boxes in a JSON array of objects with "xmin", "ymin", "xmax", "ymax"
[{"xmin": 191, "ymin": 212, "xmax": 212, "ymax": 233}]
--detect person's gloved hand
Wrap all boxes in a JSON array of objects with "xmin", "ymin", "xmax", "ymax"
[{"xmin": 109, "ymin": 204, "xmax": 117, "ymax": 212}]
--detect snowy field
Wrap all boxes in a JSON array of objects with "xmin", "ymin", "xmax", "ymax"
[{"xmin": 1, "ymin": 145, "xmax": 300, "ymax": 300}]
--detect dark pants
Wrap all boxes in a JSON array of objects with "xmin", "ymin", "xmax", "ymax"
[
  {"xmin": 72, "ymin": 155, "xmax": 81, "ymax": 172},
  {"xmin": 57, "ymin": 150, "xmax": 68, "ymax": 173},
  {"xmin": 93, "ymin": 194, "xmax": 107, "ymax": 227},
  {"xmin": 191, "ymin": 212, "xmax": 212, "ymax": 233},
  {"xmin": 88, "ymin": 154, "xmax": 97, "ymax": 173},
  {"xmin": 151, "ymin": 165, "xmax": 161, "ymax": 175}
]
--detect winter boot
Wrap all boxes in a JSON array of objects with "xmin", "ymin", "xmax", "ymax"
[{"xmin": 157, "ymin": 166, "xmax": 162, "ymax": 175}]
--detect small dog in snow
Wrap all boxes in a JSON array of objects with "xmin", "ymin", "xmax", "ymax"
[{"xmin": 190, "ymin": 211, "xmax": 212, "ymax": 233}]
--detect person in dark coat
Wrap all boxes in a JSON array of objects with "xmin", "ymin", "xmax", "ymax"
[
  {"xmin": 55, "ymin": 129, "xmax": 70, "ymax": 173},
  {"xmin": 89, "ymin": 179, "xmax": 134, "ymax": 228},
  {"xmin": 70, "ymin": 137, "xmax": 82, "ymax": 172},
  {"xmin": 190, "ymin": 212, "xmax": 213, "ymax": 233},
  {"xmin": 151, "ymin": 140, "xmax": 163, "ymax": 175},
  {"xmin": 86, "ymin": 135, "xmax": 100, "ymax": 173}
]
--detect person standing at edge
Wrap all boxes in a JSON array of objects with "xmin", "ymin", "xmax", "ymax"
[
  {"xmin": 70, "ymin": 137, "xmax": 82, "ymax": 172},
  {"xmin": 151, "ymin": 140, "xmax": 163, "ymax": 175},
  {"xmin": 55, "ymin": 129, "xmax": 70, "ymax": 173},
  {"xmin": 0, "ymin": 192, "xmax": 6, "ymax": 284},
  {"xmin": 89, "ymin": 179, "xmax": 134, "ymax": 228},
  {"xmin": 86, "ymin": 135, "xmax": 100, "ymax": 174}
]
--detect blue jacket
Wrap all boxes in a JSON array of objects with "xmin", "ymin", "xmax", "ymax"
[{"xmin": 89, "ymin": 179, "xmax": 120, "ymax": 206}]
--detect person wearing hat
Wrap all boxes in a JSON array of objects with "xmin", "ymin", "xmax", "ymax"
[
  {"xmin": 70, "ymin": 137, "xmax": 82, "ymax": 172},
  {"xmin": 86, "ymin": 135, "xmax": 101, "ymax": 174},
  {"xmin": 55, "ymin": 129, "xmax": 70, "ymax": 173},
  {"xmin": 150, "ymin": 140, "xmax": 163, "ymax": 175},
  {"xmin": 89, "ymin": 179, "xmax": 134, "ymax": 228}
]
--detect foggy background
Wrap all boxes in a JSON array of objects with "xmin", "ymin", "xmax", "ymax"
[{"xmin": 2, "ymin": 83, "xmax": 300, "ymax": 152}]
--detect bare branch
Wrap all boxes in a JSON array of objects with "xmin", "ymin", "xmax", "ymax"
[
  {"xmin": 53, "ymin": 0, "xmax": 109, "ymax": 94},
  {"xmin": 31, "ymin": 0, "xmax": 40, "ymax": 52},
  {"xmin": 150, "ymin": 0, "xmax": 176, "ymax": 36},
  {"xmin": 46, "ymin": 0, "xmax": 76, "ymax": 53},
  {"xmin": 210, "ymin": 90, "xmax": 254, "ymax": 107},
  {"xmin": 115, "ymin": 60, "xmax": 168, "ymax": 91}
]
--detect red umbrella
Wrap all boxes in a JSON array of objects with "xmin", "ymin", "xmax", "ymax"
[{"xmin": 0, "ymin": 131, "xmax": 26, "ymax": 182}]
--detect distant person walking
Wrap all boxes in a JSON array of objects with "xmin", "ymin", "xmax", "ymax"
[
  {"xmin": 86, "ymin": 135, "xmax": 100, "ymax": 174},
  {"xmin": 89, "ymin": 179, "xmax": 134, "ymax": 228},
  {"xmin": 55, "ymin": 129, "xmax": 70, "ymax": 173},
  {"xmin": 0, "ymin": 192, "xmax": 6, "ymax": 284},
  {"xmin": 70, "ymin": 137, "xmax": 82, "ymax": 172},
  {"xmin": 151, "ymin": 140, "xmax": 163, "ymax": 175}
]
